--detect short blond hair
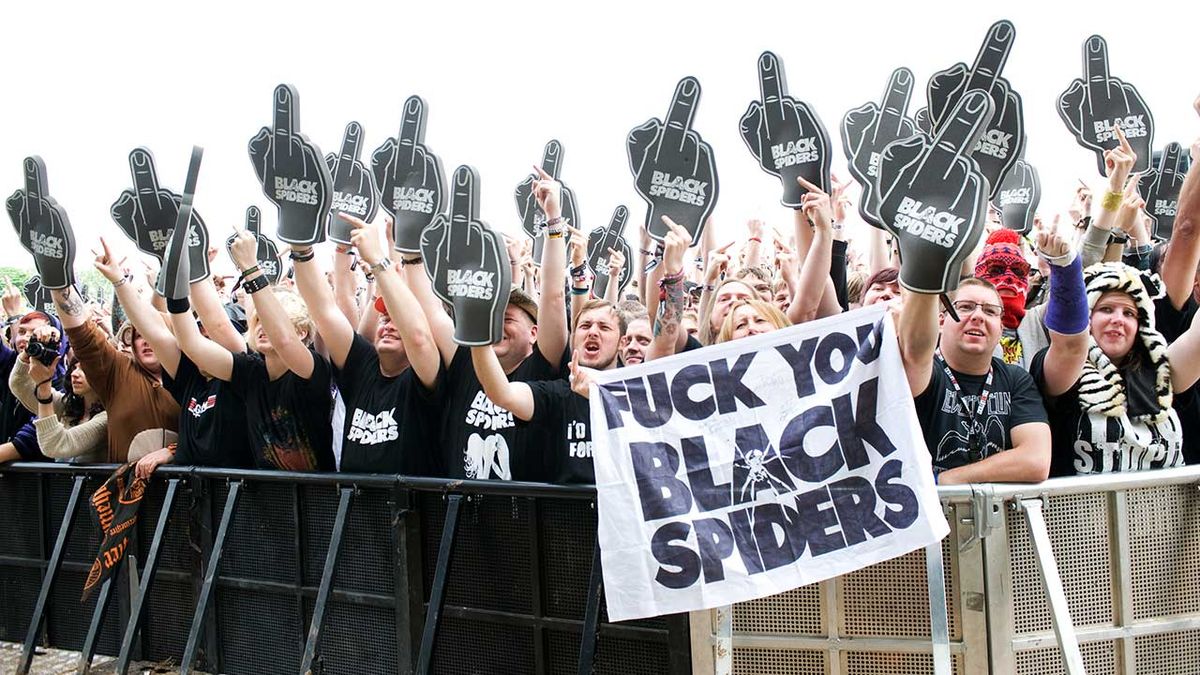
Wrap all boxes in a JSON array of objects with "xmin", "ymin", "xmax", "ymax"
[
  {"xmin": 246, "ymin": 287, "xmax": 314, "ymax": 348},
  {"xmin": 715, "ymin": 299, "xmax": 791, "ymax": 344}
]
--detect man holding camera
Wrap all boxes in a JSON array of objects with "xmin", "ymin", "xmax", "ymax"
[{"xmin": 0, "ymin": 309, "xmax": 67, "ymax": 462}]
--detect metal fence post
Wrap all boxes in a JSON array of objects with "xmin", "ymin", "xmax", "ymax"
[
  {"xmin": 181, "ymin": 480, "xmax": 241, "ymax": 675},
  {"xmin": 577, "ymin": 537, "xmax": 603, "ymax": 675},
  {"xmin": 925, "ymin": 540, "xmax": 953, "ymax": 675},
  {"xmin": 416, "ymin": 493, "xmax": 463, "ymax": 675},
  {"xmin": 1017, "ymin": 498, "xmax": 1086, "ymax": 674},
  {"xmin": 17, "ymin": 474, "xmax": 85, "ymax": 675},
  {"xmin": 116, "ymin": 478, "xmax": 180, "ymax": 674},
  {"xmin": 300, "ymin": 486, "xmax": 352, "ymax": 674}
]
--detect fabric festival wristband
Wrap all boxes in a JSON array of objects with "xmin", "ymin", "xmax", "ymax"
[
  {"xmin": 242, "ymin": 275, "xmax": 269, "ymax": 295},
  {"xmin": 166, "ymin": 297, "xmax": 191, "ymax": 315},
  {"xmin": 1043, "ymin": 255, "xmax": 1089, "ymax": 335},
  {"xmin": 401, "ymin": 256, "xmax": 423, "ymax": 266},
  {"xmin": 1101, "ymin": 191, "xmax": 1122, "ymax": 212},
  {"xmin": 571, "ymin": 286, "xmax": 590, "ymax": 296},
  {"xmin": 240, "ymin": 265, "xmax": 260, "ymax": 278},
  {"xmin": 290, "ymin": 248, "xmax": 315, "ymax": 262}
]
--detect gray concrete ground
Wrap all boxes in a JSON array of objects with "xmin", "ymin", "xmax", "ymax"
[{"xmin": 0, "ymin": 641, "xmax": 192, "ymax": 674}]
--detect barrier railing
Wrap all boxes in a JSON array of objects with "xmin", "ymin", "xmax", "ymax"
[
  {"xmin": 692, "ymin": 466, "xmax": 1200, "ymax": 675},
  {"xmin": 0, "ymin": 463, "xmax": 691, "ymax": 675}
]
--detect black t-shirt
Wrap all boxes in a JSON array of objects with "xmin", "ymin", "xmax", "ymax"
[
  {"xmin": 438, "ymin": 345, "xmax": 567, "ymax": 481},
  {"xmin": 228, "ymin": 350, "xmax": 335, "ymax": 472},
  {"xmin": 525, "ymin": 379, "xmax": 593, "ymax": 484},
  {"xmin": 1031, "ymin": 347, "xmax": 1189, "ymax": 476},
  {"xmin": 913, "ymin": 356, "xmax": 1048, "ymax": 473},
  {"xmin": 164, "ymin": 354, "xmax": 254, "ymax": 468},
  {"xmin": 334, "ymin": 334, "xmax": 442, "ymax": 475}
]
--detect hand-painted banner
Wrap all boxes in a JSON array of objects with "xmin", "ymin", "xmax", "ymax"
[{"xmin": 588, "ymin": 306, "xmax": 947, "ymax": 621}]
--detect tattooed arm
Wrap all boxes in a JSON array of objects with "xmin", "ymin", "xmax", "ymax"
[
  {"xmin": 647, "ymin": 218, "xmax": 691, "ymax": 362},
  {"xmin": 51, "ymin": 286, "xmax": 90, "ymax": 329}
]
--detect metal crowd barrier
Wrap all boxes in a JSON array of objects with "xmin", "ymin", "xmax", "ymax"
[
  {"xmin": 691, "ymin": 465, "xmax": 1200, "ymax": 675},
  {"xmin": 0, "ymin": 463, "xmax": 691, "ymax": 675}
]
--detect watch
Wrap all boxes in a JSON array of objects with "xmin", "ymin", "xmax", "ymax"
[{"xmin": 368, "ymin": 258, "xmax": 393, "ymax": 275}]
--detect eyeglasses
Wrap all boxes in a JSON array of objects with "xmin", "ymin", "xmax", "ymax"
[{"xmin": 951, "ymin": 300, "xmax": 1003, "ymax": 318}]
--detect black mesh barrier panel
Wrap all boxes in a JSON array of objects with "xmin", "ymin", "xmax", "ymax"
[
  {"xmin": 434, "ymin": 613, "xmax": 537, "ymax": 675},
  {"xmin": 216, "ymin": 586, "xmax": 302, "ymax": 675},
  {"xmin": 1, "ymin": 467, "xmax": 690, "ymax": 674}
]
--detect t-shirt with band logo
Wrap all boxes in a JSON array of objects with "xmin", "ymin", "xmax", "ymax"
[{"xmin": 163, "ymin": 353, "xmax": 254, "ymax": 468}]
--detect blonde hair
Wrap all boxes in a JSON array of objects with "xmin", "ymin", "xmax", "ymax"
[
  {"xmin": 246, "ymin": 287, "xmax": 315, "ymax": 348},
  {"xmin": 715, "ymin": 299, "xmax": 791, "ymax": 344},
  {"xmin": 700, "ymin": 278, "xmax": 758, "ymax": 346}
]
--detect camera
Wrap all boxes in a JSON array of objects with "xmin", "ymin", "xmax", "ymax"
[{"xmin": 25, "ymin": 335, "xmax": 60, "ymax": 366}]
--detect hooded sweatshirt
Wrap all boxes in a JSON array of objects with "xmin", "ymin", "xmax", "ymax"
[{"xmin": 65, "ymin": 318, "xmax": 178, "ymax": 462}]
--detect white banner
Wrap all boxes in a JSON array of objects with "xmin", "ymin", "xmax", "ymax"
[{"xmin": 588, "ymin": 306, "xmax": 948, "ymax": 621}]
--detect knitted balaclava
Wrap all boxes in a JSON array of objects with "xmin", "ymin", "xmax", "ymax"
[{"xmin": 974, "ymin": 228, "xmax": 1030, "ymax": 329}]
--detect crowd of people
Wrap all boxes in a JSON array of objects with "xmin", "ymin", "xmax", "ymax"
[{"xmin": 1, "ymin": 99, "xmax": 1198, "ymax": 488}]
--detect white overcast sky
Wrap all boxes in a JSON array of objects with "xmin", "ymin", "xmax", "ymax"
[{"xmin": 0, "ymin": 0, "xmax": 1196, "ymax": 276}]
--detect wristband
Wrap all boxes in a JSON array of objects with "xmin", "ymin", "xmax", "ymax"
[
  {"xmin": 546, "ymin": 228, "xmax": 565, "ymax": 240},
  {"xmin": 569, "ymin": 264, "xmax": 588, "ymax": 278},
  {"xmin": 1044, "ymin": 254, "xmax": 1089, "ymax": 335},
  {"xmin": 1101, "ymin": 191, "xmax": 1122, "ymax": 212},
  {"xmin": 571, "ymin": 286, "xmax": 590, "ymax": 296},
  {"xmin": 112, "ymin": 273, "xmax": 133, "ymax": 289},
  {"xmin": 1109, "ymin": 232, "xmax": 1129, "ymax": 245},
  {"xmin": 545, "ymin": 216, "xmax": 564, "ymax": 228},
  {"xmin": 243, "ymin": 274, "xmax": 270, "ymax": 295},
  {"xmin": 658, "ymin": 270, "xmax": 685, "ymax": 288},
  {"xmin": 166, "ymin": 297, "xmax": 191, "ymax": 314},
  {"xmin": 240, "ymin": 265, "xmax": 260, "ymax": 278},
  {"xmin": 748, "ymin": 237, "xmax": 762, "ymax": 244},
  {"xmin": 401, "ymin": 256, "xmax": 423, "ymax": 266},
  {"xmin": 368, "ymin": 258, "xmax": 393, "ymax": 274},
  {"xmin": 290, "ymin": 248, "xmax": 315, "ymax": 263}
]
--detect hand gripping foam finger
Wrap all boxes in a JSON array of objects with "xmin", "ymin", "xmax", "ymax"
[
  {"xmin": 9, "ymin": 156, "xmax": 76, "ymax": 290},
  {"xmin": 439, "ymin": 166, "xmax": 511, "ymax": 346},
  {"xmin": 629, "ymin": 76, "xmax": 718, "ymax": 245},
  {"xmin": 741, "ymin": 51, "xmax": 832, "ymax": 207},
  {"xmin": 841, "ymin": 67, "xmax": 918, "ymax": 229},
  {"xmin": 249, "ymin": 84, "xmax": 334, "ymax": 246},
  {"xmin": 373, "ymin": 95, "xmax": 444, "ymax": 253},
  {"xmin": 878, "ymin": 90, "xmax": 994, "ymax": 294},
  {"xmin": 325, "ymin": 121, "xmax": 379, "ymax": 245},
  {"xmin": 112, "ymin": 147, "xmax": 210, "ymax": 281},
  {"xmin": 1057, "ymin": 35, "xmax": 1157, "ymax": 176}
]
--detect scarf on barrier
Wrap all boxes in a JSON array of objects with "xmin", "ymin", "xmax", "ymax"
[{"xmin": 82, "ymin": 463, "xmax": 147, "ymax": 602}]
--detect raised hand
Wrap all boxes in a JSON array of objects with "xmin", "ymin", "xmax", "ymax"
[
  {"xmin": 926, "ymin": 20, "xmax": 1025, "ymax": 197},
  {"xmin": 628, "ymin": 76, "xmax": 719, "ymax": 244},
  {"xmin": 514, "ymin": 140, "xmax": 580, "ymax": 267},
  {"xmin": 156, "ymin": 147, "xmax": 203, "ymax": 300},
  {"xmin": 420, "ymin": 166, "xmax": 512, "ymax": 346},
  {"xmin": 587, "ymin": 205, "xmax": 633, "ymax": 296},
  {"xmin": 990, "ymin": 158, "xmax": 1041, "ymax": 234},
  {"xmin": 842, "ymin": 67, "xmax": 919, "ymax": 229},
  {"xmin": 111, "ymin": 148, "xmax": 210, "ymax": 283},
  {"xmin": 344, "ymin": 214, "xmax": 386, "ymax": 265},
  {"xmin": 878, "ymin": 90, "xmax": 995, "ymax": 294},
  {"xmin": 1058, "ymin": 35, "xmax": 1155, "ymax": 176},
  {"xmin": 92, "ymin": 238, "xmax": 128, "ymax": 284},
  {"xmin": 226, "ymin": 206, "xmax": 282, "ymax": 284},
  {"xmin": 372, "ymin": 96, "xmax": 445, "ymax": 253},
  {"xmin": 325, "ymin": 121, "xmax": 379, "ymax": 244},
  {"xmin": 247, "ymin": 84, "xmax": 334, "ymax": 246},
  {"xmin": 740, "ymin": 51, "xmax": 832, "ymax": 207},
  {"xmin": 7, "ymin": 156, "xmax": 76, "ymax": 290},
  {"xmin": 1138, "ymin": 142, "xmax": 1187, "ymax": 240}
]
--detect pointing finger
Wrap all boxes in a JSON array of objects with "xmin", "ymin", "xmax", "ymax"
[
  {"xmin": 540, "ymin": 139, "xmax": 563, "ymax": 179},
  {"xmin": 128, "ymin": 148, "xmax": 161, "ymax": 198},
  {"xmin": 1084, "ymin": 35, "xmax": 1111, "ymax": 105},
  {"xmin": 272, "ymin": 84, "xmax": 300, "ymax": 142},
  {"xmin": 796, "ymin": 175, "xmax": 825, "ymax": 196},
  {"xmin": 245, "ymin": 206, "xmax": 261, "ymax": 235},
  {"xmin": 965, "ymin": 20, "xmax": 1015, "ymax": 93},
  {"xmin": 927, "ymin": 90, "xmax": 995, "ymax": 176},
  {"xmin": 757, "ymin": 51, "xmax": 787, "ymax": 122},
  {"xmin": 399, "ymin": 95, "xmax": 427, "ymax": 146},
  {"xmin": 339, "ymin": 121, "xmax": 364, "ymax": 161},
  {"xmin": 662, "ymin": 76, "xmax": 702, "ymax": 148},
  {"xmin": 879, "ymin": 67, "xmax": 915, "ymax": 138}
]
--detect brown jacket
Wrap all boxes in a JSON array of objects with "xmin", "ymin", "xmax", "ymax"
[{"xmin": 66, "ymin": 320, "xmax": 179, "ymax": 462}]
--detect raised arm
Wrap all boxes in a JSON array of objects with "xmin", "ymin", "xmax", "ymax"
[
  {"xmin": 50, "ymin": 286, "xmax": 90, "ymax": 330},
  {"xmin": 531, "ymin": 166, "xmax": 568, "ymax": 368},
  {"xmin": 898, "ymin": 290, "xmax": 939, "ymax": 395},
  {"xmin": 470, "ymin": 345, "xmax": 534, "ymax": 420},
  {"xmin": 567, "ymin": 225, "xmax": 591, "ymax": 321},
  {"xmin": 406, "ymin": 246, "xmax": 457, "ymax": 366},
  {"xmin": 1168, "ymin": 306, "xmax": 1200, "ymax": 392},
  {"xmin": 332, "ymin": 246, "xmax": 362, "ymax": 329},
  {"xmin": 1081, "ymin": 127, "xmax": 1137, "ymax": 267},
  {"xmin": 348, "ymin": 214, "xmax": 440, "ymax": 388},
  {"xmin": 1034, "ymin": 231, "xmax": 1090, "ymax": 397},
  {"xmin": 292, "ymin": 244, "xmax": 354, "ymax": 370},
  {"xmin": 93, "ymin": 238, "xmax": 181, "ymax": 376},
  {"xmin": 169, "ymin": 306, "xmax": 233, "ymax": 381},
  {"xmin": 231, "ymin": 231, "xmax": 314, "ymax": 378},
  {"xmin": 604, "ymin": 247, "xmax": 625, "ymax": 304},
  {"xmin": 788, "ymin": 178, "xmax": 835, "ymax": 324},
  {"xmin": 647, "ymin": 218, "xmax": 690, "ymax": 361}
]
